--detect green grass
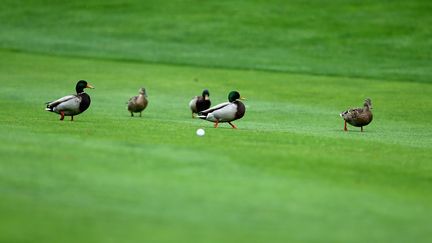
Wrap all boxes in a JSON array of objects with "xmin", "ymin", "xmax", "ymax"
[
  {"xmin": 1, "ymin": 1, "xmax": 432, "ymax": 243},
  {"xmin": 1, "ymin": 0, "xmax": 431, "ymax": 82}
]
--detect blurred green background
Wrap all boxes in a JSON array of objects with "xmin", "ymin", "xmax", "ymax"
[{"xmin": 2, "ymin": 0, "xmax": 431, "ymax": 81}]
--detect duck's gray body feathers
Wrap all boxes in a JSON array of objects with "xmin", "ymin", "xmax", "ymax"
[
  {"xmin": 45, "ymin": 93, "xmax": 91, "ymax": 116},
  {"xmin": 199, "ymin": 100, "xmax": 245, "ymax": 122},
  {"xmin": 189, "ymin": 97, "xmax": 199, "ymax": 112}
]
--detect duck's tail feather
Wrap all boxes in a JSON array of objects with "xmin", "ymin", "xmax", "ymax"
[{"xmin": 45, "ymin": 103, "xmax": 54, "ymax": 112}]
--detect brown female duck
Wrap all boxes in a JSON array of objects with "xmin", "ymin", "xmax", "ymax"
[
  {"xmin": 127, "ymin": 88, "xmax": 148, "ymax": 117},
  {"xmin": 340, "ymin": 98, "xmax": 373, "ymax": 132}
]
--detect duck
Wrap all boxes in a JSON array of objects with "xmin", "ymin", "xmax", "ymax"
[
  {"xmin": 198, "ymin": 91, "xmax": 246, "ymax": 129},
  {"xmin": 127, "ymin": 88, "xmax": 148, "ymax": 117},
  {"xmin": 189, "ymin": 89, "xmax": 211, "ymax": 118},
  {"xmin": 45, "ymin": 80, "xmax": 94, "ymax": 121},
  {"xmin": 340, "ymin": 98, "xmax": 373, "ymax": 132}
]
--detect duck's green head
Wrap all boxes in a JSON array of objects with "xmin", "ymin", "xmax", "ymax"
[
  {"xmin": 228, "ymin": 91, "xmax": 245, "ymax": 102},
  {"xmin": 202, "ymin": 89, "xmax": 210, "ymax": 100},
  {"xmin": 76, "ymin": 80, "xmax": 94, "ymax": 93}
]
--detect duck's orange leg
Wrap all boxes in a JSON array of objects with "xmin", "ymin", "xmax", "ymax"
[
  {"xmin": 228, "ymin": 122, "xmax": 237, "ymax": 129},
  {"xmin": 214, "ymin": 120, "xmax": 219, "ymax": 128},
  {"xmin": 60, "ymin": 111, "xmax": 65, "ymax": 121},
  {"xmin": 344, "ymin": 120, "xmax": 348, "ymax": 131}
]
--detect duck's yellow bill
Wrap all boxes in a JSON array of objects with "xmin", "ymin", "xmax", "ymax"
[
  {"xmin": 240, "ymin": 97, "xmax": 246, "ymax": 100},
  {"xmin": 86, "ymin": 84, "xmax": 95, "ymax": 89}
]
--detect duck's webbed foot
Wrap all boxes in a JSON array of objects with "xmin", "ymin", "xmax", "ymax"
[
  {"xmin": 229, "ymin": 122, "xmax": 237, "ymax": 129},
  {"xmin": 214, "ymin": 120, "xmax": 219, "ymax": 128},
  {"xmin": 60, "ymin": 111, "xmax": 65, "ymax": 121}
]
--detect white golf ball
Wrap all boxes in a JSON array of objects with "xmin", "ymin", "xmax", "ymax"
[{"xmin": 196, "ymin": 128, "xmax": 205, "ymax": 136}]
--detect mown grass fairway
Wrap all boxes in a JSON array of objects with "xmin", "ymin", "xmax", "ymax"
[{"xmin": 1, "ymin": 1, "xmax": 432, "ymax": 243}]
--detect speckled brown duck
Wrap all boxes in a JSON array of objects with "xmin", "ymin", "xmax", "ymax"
[
  {"xmin": 198, "ymin": 91, "xmax": 246, "ymax": 129},
  {"xmin": 189, "ymin": 89, "xmax": 211, "ymax": 118},
  {"xmin": 127, "ymin": 88, "xmax": 148, "ymax": 117},
  {"xmin": 45, "ymin": 80, "xmax": 94, "ymax": 121},
  {"xmin": 340, "ymin": 98, "xmax": 373, "ymax": 132}
]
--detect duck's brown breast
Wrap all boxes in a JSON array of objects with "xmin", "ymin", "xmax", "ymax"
[
  {"xmin": 234, "ymin": 101, "xmax": 246, "ymax": 120},
  {"xmin": 128, "ymin": 95, "xmax": 148, "ymax": 112},
  {"xmin": 78, "ymin": 93, "xmax": 91, "ymax": 113},
  {"xmin": 196, "ymin": 97, "xmax": 211, "ymax": 112}
]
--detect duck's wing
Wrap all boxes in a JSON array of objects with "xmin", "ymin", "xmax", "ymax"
[
  {"xmin": 199, "ymin": 102, "xmax": 230, "ymax": 115},
  {"xmin": 46, "ymin": 95, "xmax": 77, "ymax": 108},
  {"xmin": 127, "ymin": 95, "xmax": 138, "ymax": 105},
  {"xmin": 53, "ymin": 95, "xmax": 82, "ymax": 113},
  {"xmin": 340, "ymin": 107, "xmax": 363, "ymax": 120},
  {"xmin": 198, "ymin": 102, "xmax": 236, "ymax": 122},
  {"xmin": 210, "ymin": 103, "xmax": 237, "ymax": 121}
]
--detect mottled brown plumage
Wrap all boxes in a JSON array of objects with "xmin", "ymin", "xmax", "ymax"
[
  {"xmin": 127, "ymin": 88, "xmax": 148, "ymax": 117},
  {"xmin": 340, "ymin": 98, "xmax": 373, "ymax": 132}
]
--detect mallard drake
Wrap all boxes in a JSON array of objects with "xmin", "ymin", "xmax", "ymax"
[
  {"xmin": 189, "ymin": 89, "xmax": 211, "ymax": 118},
  {"xmin": 198, "ymin": 91, "xmax": 246, "ymax": 129},
  {"xmin": 127, "ymin": 88, "xmax": 148, "ymax": 117},
  {"xmin": 340, "ymin": 98, "xmax": 373, "ymax": 132},
  {"xmin": 45, "ymin": 80, "xmax": 94, "ymax": 121}
]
